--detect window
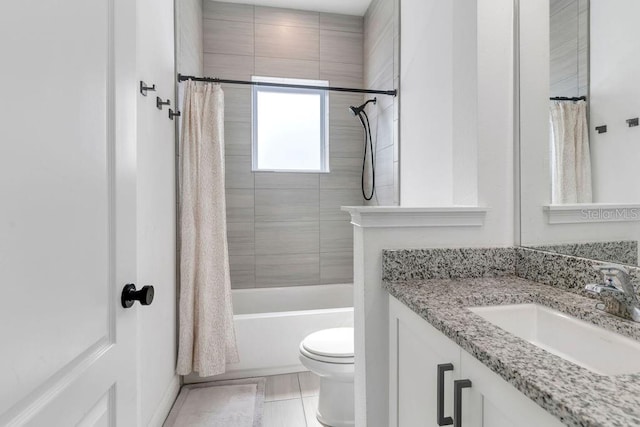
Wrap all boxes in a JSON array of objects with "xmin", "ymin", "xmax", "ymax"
[{"xmin": 252, "ymin": 76, "xmax": 329, "ymax": 172}]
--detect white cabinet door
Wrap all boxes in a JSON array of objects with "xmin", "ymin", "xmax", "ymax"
[
  {"xmin": 459, "ymin": 351, "xmax": 565, "ymax": 427},
  {"xmin": 390, "ymin": 297, "xmax": 461, "ymax": 427},
  {"xmin": 0, "ymin": 0, "xmax": 138, "ymax": 425}
]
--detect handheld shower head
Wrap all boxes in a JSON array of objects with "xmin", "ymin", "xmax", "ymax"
[{"xmin": 348, "ymin": 98, "xmax": 377, "ymax": 116}]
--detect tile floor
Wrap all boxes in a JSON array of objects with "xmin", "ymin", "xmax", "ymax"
[{"xmin": 263, "ymin": 372, "xmax": 323, "ymax": 427}]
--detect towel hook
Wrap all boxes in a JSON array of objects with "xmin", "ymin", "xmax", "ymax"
[
  {"xmin": 595, "ymin": 125, "xmax": 607, "ymax": 134},
  {"xmin": 156, "ymin": 97, "xmax": 171, "ymax": 110},
  {"xmin": 139, "ymin": 81, "xmax": 156, "ymax": 96},
  {"xmin": 627, "ymin": 118, "xmax": 639, "ymax": 128},
  {"xmin": 168, "ymin": 109, "xmax": 181, "ymax": 120}
]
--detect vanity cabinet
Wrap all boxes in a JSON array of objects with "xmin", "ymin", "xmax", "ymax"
[{"xmin": 389, "ymin": 296, "xmax": 564, "ymax": 427}]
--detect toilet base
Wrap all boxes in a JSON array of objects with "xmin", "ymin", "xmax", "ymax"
[{"xmin": 316, "ymin": 376, "xmax": 354, "ymax": 427}]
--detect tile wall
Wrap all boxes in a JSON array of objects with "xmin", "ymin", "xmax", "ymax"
[
  {"xmin": 202, "ymin": 1, "xmax": 366, "ymax": 288},
  {"xmin": 363, "ymin": 0, "xmax": 400, "ymax": 206}
]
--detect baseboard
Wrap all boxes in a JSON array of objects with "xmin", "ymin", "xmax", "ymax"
[
  {"xmin": 184, "ymin": 364, "xmax": 308, "ymax": 384},
  {"xmin": 147, "ymin": 375, "xmax": 181, "ymax": 427}
]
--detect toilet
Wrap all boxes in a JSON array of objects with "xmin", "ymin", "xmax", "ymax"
[{"xmin": 299, "ymin": 327, "xmax": 354, "ymax": 427}]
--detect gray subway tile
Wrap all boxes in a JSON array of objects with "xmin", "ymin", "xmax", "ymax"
[
  {"xmin": 254, "ymin": 172, "xmax": 319, "ymax": 189},
  {"xmin": 375, "ymin": 144, "xmax": 394, "ymax": 188},
  {"xmin": 204, "ymin": 53, "xmax": 254, "ymax": 80},
  {"xmin": 320, "ymin": 220, "xmax": 354, "ymax": 253},
  {"xmin": 255, "ymin": 254, "xmax": 320, "ymax": 286},
  {"xmin": 204, "ymin": 19, "xmax": 254, "ymax": 56},
  {"xmin": 364, "ymin": 0, "xmax": 394, "ymax": 41},
  {"xmin": 329, "ymin": 125, "xmax": 364, "ymax": 158},
  {"xmin": 204, "ymin": 1, "xmax": 254, "ymax": 22},
  {"xmin": 255, "ymin": 57, "xmax": 320, "ymax": 80},
  {"xmin": 224, "ymin": 121, "xmax": 251, "ymax": 156},
  {"xmin": 227, "ymin": 222, "xmax": 255, "ymax": 256},
  {"xmin": 255, "ymin": 24, "xmax": 319, "ymax": 61},
  {"xmin": 320, "ymin": 252, "xmax": 353, "ymax": 284},
  {"xmin": 223, "ymin": 86, "xmax": 251, "ymax": 122},
  {"xmin": 329, "ymin": 93, "xmax": 366, "ymax": 126},
  {"xmin": 255, "ymin": 189, "xmax": 319, "ymax": 222},
  {"xmin": 225, "ymin": 155, "xmax": 254, "ymax": 189},
  {"xmin": 229, "ymin": 255, "xmax": 255, "ymax": 288},
  {"xmin": 321, "ymin": 157, "xmax": 362, "ymax": 189},
  {"xmin": 374, "ymin": 184, "xmax": 395, "ymax": 206},
  {"xmin": 320, "ymin": 189, "xmax": 363, "ymax": 220},
  {"xmin": 255, "ymin": 221, "xmax": 319, "ymax": 255},
  {"xmin": 320, "ymin": 30, "xmax": 363, "ymax": 65},
  {"xmin": 320, "ymin": 61, "xmax": 363, "ymax": 88},
  {"xmin": 255, "ymin": 6, "xmax": 319, "ymax": 28},
  {"xmin": 320, "ymin": 13, "xmax": 363, "ymax": 33},
  {"xmin": 226, "ymin": 189, "xmax": 254, "ymax": 223}
]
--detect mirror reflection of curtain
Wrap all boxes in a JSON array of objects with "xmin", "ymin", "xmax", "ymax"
[{"xmin": 550, "ymin": 100, "xmax": 592, "ymax": 204}]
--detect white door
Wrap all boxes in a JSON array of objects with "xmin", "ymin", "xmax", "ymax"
[{"xmin": 0, "ymin": 0, "xmax": 138, "ymax": 426}]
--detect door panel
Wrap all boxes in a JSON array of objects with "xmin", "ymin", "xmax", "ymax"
[
  {"xmin": 391, "ymin": 297, "xmax": 461, "ymax": 427},
  {"xmin": 0, "ymin": 0, "xmax": 137, "ymax": 425}
]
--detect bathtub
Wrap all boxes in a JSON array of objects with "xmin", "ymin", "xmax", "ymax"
[{"xmin": 185, "ymin": 283, "xmax": 354, "ymax": 383}]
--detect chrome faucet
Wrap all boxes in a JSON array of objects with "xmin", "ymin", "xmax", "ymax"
[{"xmin": 585, "ymin": 264, "xmax": 640, "ymax": 322}]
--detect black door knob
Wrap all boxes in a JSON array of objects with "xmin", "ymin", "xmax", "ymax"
[{"xmin": 121, "ymin": 284, "xmax": 154, "ymax": 308}]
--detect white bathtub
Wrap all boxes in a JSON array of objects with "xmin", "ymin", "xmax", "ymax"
[{"xmin": 185, "ymin": 283, "xmax": 354, "ymax": 383}]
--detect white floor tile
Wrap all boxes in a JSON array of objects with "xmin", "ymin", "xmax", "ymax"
[
  {"xmin": 265, "ymin": 373, "xmax": 302, "ymax": 402},
  {"xmin": 298, "ymin": 371, "xmax": 320, "ymax": 397},
  {"xmin": 302, "ymin": 396, "xmax": 323, "ymax": 427},
  {"xmin": 263, "ymin": 399, "xmax": 306, "ymax": 427}
]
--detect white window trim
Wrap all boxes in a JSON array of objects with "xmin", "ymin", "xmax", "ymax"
[{"xmin": 251, "ymin": 76, "xmax": 330, "ymax": 173}]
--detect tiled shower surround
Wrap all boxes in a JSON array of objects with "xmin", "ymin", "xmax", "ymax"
[
  {"xmin": 203, "ymin": 1, "xmax": 371, "ymax": 288},
  {"xmin": 364, "ymin": 0, "xmax": 400, "ymax": 206}
]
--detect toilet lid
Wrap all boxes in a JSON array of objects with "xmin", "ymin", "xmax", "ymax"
[{"xmin": 302, "ymin": 327, "xmax": 354, "ymax": 358}]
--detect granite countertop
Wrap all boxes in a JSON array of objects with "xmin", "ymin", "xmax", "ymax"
[{"xmin": 384, "ymin": 276, "xmax": 640, "ymax": 427}]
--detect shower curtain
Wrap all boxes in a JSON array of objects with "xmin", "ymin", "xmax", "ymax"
[
  {"xmin": 550, "ymin": 100, "xmax": 593, "ymax": 204},
  {"xmin": 177, "ymin": 80, "xmax": 239, "ymax": 377}
]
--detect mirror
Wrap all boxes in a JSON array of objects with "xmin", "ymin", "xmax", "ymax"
[{"xmin": 518, "ymin": 0, "xmax": 640, "ymax": 265}]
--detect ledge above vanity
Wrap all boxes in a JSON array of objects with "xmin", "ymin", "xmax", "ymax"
[
  {"xmin": 383, "ymin": 247, "xmax": 640, "ymax": 427},
  {"xmin": 544, "ymin": 203, "xmax": 640, "ymax": 224},
  {"xmin": 341, "ymin": 206, "xmax": 488, "ymax": 228}
]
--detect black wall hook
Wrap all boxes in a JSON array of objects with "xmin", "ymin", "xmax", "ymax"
[
  {"xmin": 627, "ymin": 118, "xmax": 639, "ymax": 128},
  {"xmin": 168, "ymin": 109, "xmax": 181, "ymax": 120},
  {"xmin": 595, "ymin": 125, "xmax": 607, "ymax": 134},
  {"xmin": 156, "ymin": 97, "xmax": 170, "ymax": 110},
  {"xmin": 140, "ymin": 81, "xmax": 156, "ymax": 96}
]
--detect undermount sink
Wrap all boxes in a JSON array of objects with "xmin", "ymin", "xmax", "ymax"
[{"xmin": 468, "ymin": 304, "xmax": 640, "ymax": 376}]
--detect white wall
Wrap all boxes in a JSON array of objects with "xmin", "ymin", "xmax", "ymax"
[
  {"xmin": 519, "ymin": 0, "xmax": 640, "ymax": 247},
  {"xmin": 590, "ymin": 0, "xmax": 640, "ymax": 203},
  {"xmin": 399, "ymin": 0, "xmax": 513, "ymax": 240},
  {"xmin": 136, "ymin": 0, "xmax": 180, "ymax": 425},
  {"xmin": 400, "ymin": 0, "xmax": 454, "ymax": 206}
]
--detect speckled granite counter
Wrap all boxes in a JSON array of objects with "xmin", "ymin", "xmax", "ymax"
[{"xmin": 384, "ymin": 276, "xmax": 640, "ymax": 427}]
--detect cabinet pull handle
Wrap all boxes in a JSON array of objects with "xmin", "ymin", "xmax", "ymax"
[
  {"xmin": 437, "ymin": 363, "xmax": 454, "ymax": 426},
  {"xmin": 453, "ymin": 379, "xmax": 472, "ymax": 427}
]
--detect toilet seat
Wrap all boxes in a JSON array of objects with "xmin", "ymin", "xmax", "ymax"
[{"xmin": 300, "ymin": 327, "xmax": 354, "ymax": 364}]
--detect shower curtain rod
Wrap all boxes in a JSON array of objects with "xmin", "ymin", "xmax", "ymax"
[{"xmin": 177, "ymin": 74, "xmax": 397, "ymax": 97}]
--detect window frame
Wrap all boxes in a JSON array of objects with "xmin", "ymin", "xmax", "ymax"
[{"xmin": 251, "ymin": 76, "xmax": 330, "ymax": 173}]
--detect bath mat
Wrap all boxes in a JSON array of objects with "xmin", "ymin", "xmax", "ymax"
[{"xmin": 163, "ymin": 378, "xmax": 266, "ymax": 427}]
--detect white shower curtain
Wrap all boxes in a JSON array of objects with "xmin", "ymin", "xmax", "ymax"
[
  {"xmin": 550, "ymin": 100, "xmax": 593, "ymax": 204},
  {"xmin": 177, "ymin": 81, "xmax": 239, "ymax": 377}
]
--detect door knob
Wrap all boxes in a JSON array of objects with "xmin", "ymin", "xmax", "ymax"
[{"xmin": 121, "ymin": 284, "xmax": 154, "ymax": 308}]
